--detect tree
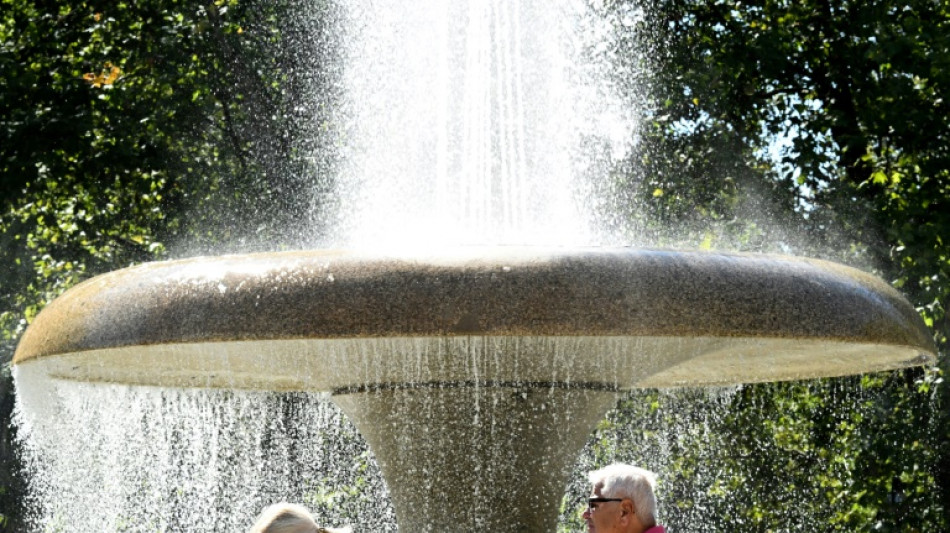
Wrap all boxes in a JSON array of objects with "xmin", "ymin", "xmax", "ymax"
[
  {"xmin": 0, "ymin": 1, "xmax": 339, "ymax": 528},
  {"xmin": 577, "ymin": 0, "xmax": 950, "ymax": 530},
  {"xmin": 632, "ymin": 0, "xmax": 949, "ymax": 345}
]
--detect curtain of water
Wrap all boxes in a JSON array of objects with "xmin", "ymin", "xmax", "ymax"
[{"xmin": 13, "ymin": 366, "xmax": 395, "ymax": 533}]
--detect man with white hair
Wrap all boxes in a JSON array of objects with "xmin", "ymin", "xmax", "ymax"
[{"xmin": 582, "ymin": 463, "xmax": 666, "ymax": 533}]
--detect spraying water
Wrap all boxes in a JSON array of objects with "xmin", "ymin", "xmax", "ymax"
[{"xmin": 331, "ymin": 0, "xmax": 633, "ymax": 247}]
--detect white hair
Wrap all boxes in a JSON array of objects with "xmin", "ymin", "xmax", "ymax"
[
  {"xmin": 588, "ymin": 463, "xmax": 659, "ymax": 527},
  {"xmin": 249, "ymin": 502, "xmax": 353, "ymax": 533}
]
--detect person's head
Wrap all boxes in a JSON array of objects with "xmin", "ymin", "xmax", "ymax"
[
  {"xmin": 582, "ymin": 463, "xmax": 659, "ymax": 533},
  {"xmin": 249, "ymin": 502, "xmax": 352, "ymax": 533}
]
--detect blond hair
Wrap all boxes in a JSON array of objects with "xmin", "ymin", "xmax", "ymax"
[{"xmin": 249, "ymin": 502, "xmax": 353, "ymax": 533}]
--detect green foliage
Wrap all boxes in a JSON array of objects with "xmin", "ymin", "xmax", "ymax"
[
  {"xmin": 564, "ymin": 368, "xmax": 944, "ymax": 531},
  {"xmin": 714, "ymin": 371, "xmax": 942, "ymax": 531},
  {"xmin": 574, "ymin": 0, "xmax": 950, "ymax": 529},
  {"xmin": 0, "ymin": 0, "xmax": 341, "ymax": 352},
  {"xmin": 0, "ymin": 1, "xmax": 340, "ymax": 528},
  {"xmin": 627, "ymin": 0, "xmax": 950, "ymax": 345}
]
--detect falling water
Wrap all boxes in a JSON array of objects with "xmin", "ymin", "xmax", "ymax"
[{"xmin": 14, "ymin": 365, "xmax": 396, "ymax": 532}]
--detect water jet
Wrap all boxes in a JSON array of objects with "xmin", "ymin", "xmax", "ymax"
[{"xmin": 13, "ymin": 247, "xmax": 936, "ymax": 532}]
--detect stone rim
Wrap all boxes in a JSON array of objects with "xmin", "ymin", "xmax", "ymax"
[{"xmin": 14, "ymin": 247, "xmax": 937, "ymax": 379}]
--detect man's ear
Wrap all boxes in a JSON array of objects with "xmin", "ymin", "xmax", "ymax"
[{"xmin": 620, "ymin": 500, "xmax": 636, "ymax": 526}]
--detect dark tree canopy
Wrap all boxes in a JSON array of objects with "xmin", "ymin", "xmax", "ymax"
[
  {"xmin": 627, "ymin": 0, "xmax": 949, "ymax": 347},
  {"xmin": 585, "ymin": 1, "xmax": 949, "ymax": 530}
]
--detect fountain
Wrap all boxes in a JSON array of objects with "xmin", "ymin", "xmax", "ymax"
[
  {"xmin": 12, "ymin": 247, "xmax": 937, "ymax": 531},
  {"xmin": 8, "ymin": 1, "xmax": 940, "ymax": 532}
]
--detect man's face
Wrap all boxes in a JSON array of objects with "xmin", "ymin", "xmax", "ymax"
[{"xmin": 582, "ymin": 483, "xmax": 624, "ymax": 533}]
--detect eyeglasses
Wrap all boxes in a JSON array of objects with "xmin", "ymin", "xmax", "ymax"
[{"xmin": 587, "ymin": 497, "xmax": 623, "ymax": 514}]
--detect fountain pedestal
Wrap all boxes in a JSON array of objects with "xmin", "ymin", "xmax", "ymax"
[{"xmin": 335, "ymin": 385, "xmax": 618, "ymax": 532}]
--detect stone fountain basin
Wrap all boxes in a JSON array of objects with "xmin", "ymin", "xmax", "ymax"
[{"xmin": 14, "ymin": 247, "xmax": 936, "ymax": 389}]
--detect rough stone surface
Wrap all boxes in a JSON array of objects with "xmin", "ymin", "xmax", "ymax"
[
  {"xmin": 14, "ymin": 247, "xmax": 936, "ymax": 388},
  {"xmin": 334, "ymin": 385, "xmax": 619, "ymax": 533}
]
